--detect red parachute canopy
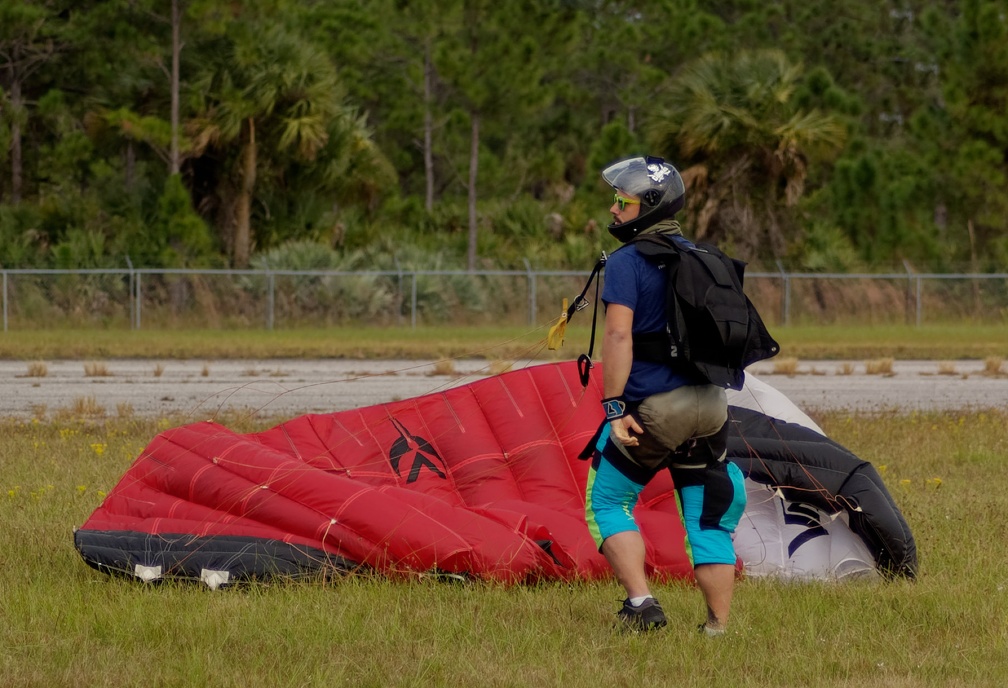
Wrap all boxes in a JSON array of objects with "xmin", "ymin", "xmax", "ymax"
[
  {"xmin": 75, "ymin": 361, "xmax": 916, "ymax": 587},
  {"xmin": 76, "ymin": 361, "xmax": 693, "ymax": 585}
]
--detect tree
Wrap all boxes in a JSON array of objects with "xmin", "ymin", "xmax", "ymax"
[
  {"xmin": 189, "ymin": 20, "xmax": 347, "ymax": 267},
  {"xmin": 90, "ymin": 0, "xmax": 190, "ymax": 176},
  {"xmin": 0, "ymin": 0, "xmax": 60, "ymax": 203},
  {"xmin": 434, "ymin": 0, "xmax": 571, "ymax": 269},
  {"xmin": 297, "ymin": 0, "xmax": 445, "ymax": 211},
  {"xmin": 924, "ymin": 0, "xmax": 1008, "ymax": 269},
  {"xmin": 649, "ymin": 49, "xmax": 846, "ymax": 260},
  {"xmin": 366, "ymin": 0, "xmax": 444, "ymax": 212},
  {"xmin": 152, "ymin": 173, "xmax": 215, "ymax": 266},
  {"xmin": 573, "ymin": 1, "xmax": 711, "ymax": 134},
  {"xmin": 0, "ymin": 0, "xmax": 1000, "ymax": 274}
]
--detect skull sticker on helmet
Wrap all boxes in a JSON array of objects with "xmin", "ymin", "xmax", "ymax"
[{"xmin": 647, "ymin": 163, "xmax": 671, "ymax": 183}]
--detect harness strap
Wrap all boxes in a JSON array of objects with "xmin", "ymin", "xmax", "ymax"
[{"xmin": 572, "ymin": 255, "xmax": 606, "ymax": 387}]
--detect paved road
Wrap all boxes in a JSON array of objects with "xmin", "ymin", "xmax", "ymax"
[{"xmin": 3, "ymin": 358, "xmax": 1006, "ymax": 420}]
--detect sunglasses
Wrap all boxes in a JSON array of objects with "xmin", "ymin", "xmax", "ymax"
[{"xmin": 613, "ymin": 193, "xmax": 640, "ymax": 211}]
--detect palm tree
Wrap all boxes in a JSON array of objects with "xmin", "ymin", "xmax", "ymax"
[
  {"xmin": 189, "ymin": 22, "xmax": 347, "ymax": 267},
  {"xmin": 649, "ymin": 49, "xmax": 847, "ymax": 260}
]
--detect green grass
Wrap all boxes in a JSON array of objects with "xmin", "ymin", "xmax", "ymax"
[
  {"xmin": 774, "ymin": 324, "xmax": 1008, "ymax": 360},
  {"xmin": 2, "ymin": 410, "xmax": 1006, "ymax": 687},
  {"xmin": 0, "ymin": 327, "xmax": 561, "ymax": 361},
  {"xmin": 0, "ymin": 323, "xmax": 1006, "ymax": 361}
]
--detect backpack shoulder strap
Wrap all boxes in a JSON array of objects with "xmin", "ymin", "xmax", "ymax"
[{"xmin": 629, "ymin": 232, "xmax": 684, "ymax": 265}]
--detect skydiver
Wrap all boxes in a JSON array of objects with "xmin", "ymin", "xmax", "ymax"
[{"xmin": 584, "ymin": 155, "xmax": 747, "ymax": 635}]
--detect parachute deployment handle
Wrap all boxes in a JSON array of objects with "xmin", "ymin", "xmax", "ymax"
[{"xmin": 546, "ymin": 253, "xmax": 607, "ymax": 388}]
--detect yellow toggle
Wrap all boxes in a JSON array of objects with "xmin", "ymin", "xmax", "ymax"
[{"xmin": 546, "ymin": 298, "xmax": 569, "ymax": 350}]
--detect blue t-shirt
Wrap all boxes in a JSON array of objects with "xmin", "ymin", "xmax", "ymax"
[{"xmin": 601, "ymin": 240, "xmax": 698, "ymax": 401}]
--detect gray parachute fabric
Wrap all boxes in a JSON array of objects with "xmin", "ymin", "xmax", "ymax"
[{"xmin": 727, "ymin": 374, "xmax": 917, "ymax": 580}]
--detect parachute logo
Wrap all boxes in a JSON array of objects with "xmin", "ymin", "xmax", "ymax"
[
  {"xmin": 782, "ymin": 501, "xmax": 828, "ymax": 557},
  {"xmin": 388, "ymin": 418, "xmax": 446, "ymax": 483}
]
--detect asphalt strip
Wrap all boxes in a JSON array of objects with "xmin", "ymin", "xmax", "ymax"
[{"xmin": 4, "ymin": 359, "xmax": 1006, "ymax": 420}]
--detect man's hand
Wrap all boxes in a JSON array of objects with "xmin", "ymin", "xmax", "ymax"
[{"xmin": 609, "ymin": 415, "xmax": 643, "ymax": 447}]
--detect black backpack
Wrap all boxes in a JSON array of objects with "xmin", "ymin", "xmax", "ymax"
[{"xmin": 627, "ymin": 233, "xmax": 779, "ymax": 390}]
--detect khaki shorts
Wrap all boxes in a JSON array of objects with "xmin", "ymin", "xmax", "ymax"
[{"xmin": 625, "ymin": 384, "xmax": 728, "ymax": 472}]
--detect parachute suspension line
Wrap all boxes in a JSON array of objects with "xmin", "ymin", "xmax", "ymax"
[
  {"xmin": 112, "ymin": 298, "xmax": 588, "ymax": 554},
  {"xmin": 362, "ymin": 360, "xmax": 594, "ymax": 487},
  {"xmin": 103, "ymin": 341, "xmax": 588, "ymax": 577},
  {"xmin": 546, "ymin": 252, "xmax": 607, "ymax": 388},
  {"xmin": 734, "ymin": 422, "xmax": 834, "ymax": 507},
  {"xmin": 730, "ymin": 386, "xmax": 840, "ymax": 509},
  {"xmin": 194, "ymin": 344, "xmax": 578, "ymax": 489},
  {"xmin": 730, "ymin": 398, "xmax": 915, "ymax": 577},
  {"xmin": 183, "ymin": 322, "xmax": 559, "ymax": 428},
  {"xmin": 412, "ymin": 331, "xmax": 562, "ymax": 401}
]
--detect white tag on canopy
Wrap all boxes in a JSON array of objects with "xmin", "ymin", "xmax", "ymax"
[{"xmin": 134, "ymin": 564, "xmax": 162, "ymax": 582}]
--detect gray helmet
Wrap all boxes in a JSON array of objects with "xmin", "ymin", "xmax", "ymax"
[{"xmin": 601, "ymin": 155, "xmax": 686, "ymax": 242}]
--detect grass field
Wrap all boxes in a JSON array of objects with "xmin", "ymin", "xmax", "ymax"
[
  {"xmin": 1, "ymin": 326, "xmax": 1006, "ymax": 686},
  {"xmin": 1, "ymin": 408, "xmax": 1006, "ymax": 687},
  {"xmin": 0, "ymin": 323, "xmax": 1006, "ymax": 361}
]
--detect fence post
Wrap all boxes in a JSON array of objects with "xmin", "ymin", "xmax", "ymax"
[
  {"xmin": 411, "ymin": 272, "xmax": 418, "ymax": 329},
  {"xmin": 393, "ymin": 256, "xmax": 404, "ymax": 326},
  {"xmin": 916, "ymin": 275, "xmax": 923, "ymax": 327},
  {"xmin": 135, "ymin": 271, "xmax": 142, "ymax": 330},
  {"xmin": 523, "ymin": 258, "xmax": 536, "ymax": 326},
  {"xmin": 776, "ymin": 260, "xmax": 790, "ymax": 326},
  {"xmin": 125, "ymin": 255, "xmax": 135, "ymax": 330},
  {"xmin": 902, "ymin": 260, "xmax": 914, "ymax": 326},
  {"xmin": 2, "ymin": 271, "xmax": 7, "ymax": 332},
  {"xmin": 265, "ymin": 266, "xmax": 275, "ymax": 330}
]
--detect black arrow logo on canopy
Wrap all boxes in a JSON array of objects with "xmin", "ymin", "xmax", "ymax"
[{"xmin": 388, "ymin": 418, "xmax": 447, "ymax": 483}]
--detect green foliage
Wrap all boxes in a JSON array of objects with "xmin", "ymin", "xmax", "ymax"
[
  {"xmin": 648, "ymin": 49, "xmax": 847, "ymax": 261},
  {"xmin": 989, "ymin": 233, "xmax": 1008, "ymax": 269},
  {"xmin": 0, "ymin": 1, "xmax": 1005, "ymax": 273},
  {"xmin": 360, "ymin": 198, "xmax": 471, "ymax": 259},
  {"xmin": 787, "ymin": 221, "xmax": 860, "ymax": 272},
  {"xmin": 251, "ymin": 240, "xmax": 347, "ymax": 272},
  {"xmin": 826, "ymin": 143, "xmax": 945, "ymax": 267},
  {"xmin": 354, "ymin": 237, "xmax": 494, "ymax": 323},
  {"xmin": 0, "ymin": 204, "xmax": 47, "ymax": 266},
  {"xmin": 102, "ymin": 107, "xmax": 175, "ymax": 160},
  {"xmin": 246, "ymin": 240, "xmax": 399, "ymax": 324},
  {"xmin": 587, "ymin": 121, "xmax": 643, "ymax": 187},
  {"xmin": 150, "ymin": 174, "xmax": 217, "ymax": 267},
  {"xmin": 35, "ymin": 90, "xmax": 96, "ymax": 195},
  {"xmin": 51, "ymin": 228, "xmax": 112, "ymax": 269},
  {"xmin": 491, "ymin": 196, "xmax": 550, "ymax": 242}
]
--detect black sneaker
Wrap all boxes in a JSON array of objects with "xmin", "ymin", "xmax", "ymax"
[{"xmin": 616, "ymin": 597, "xmax": 667, "ymax": 632}]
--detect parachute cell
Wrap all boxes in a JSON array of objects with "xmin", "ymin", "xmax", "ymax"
[{"xmin": 74, "ymin": 361, "xmax": 916, "ymax": 585}]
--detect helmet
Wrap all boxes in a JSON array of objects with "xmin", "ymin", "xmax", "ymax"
[{"xmin": 601, "ymin": 156, "xmax": 686, "ymax": 242}]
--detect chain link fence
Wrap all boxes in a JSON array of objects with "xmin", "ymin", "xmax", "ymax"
[{"xmin": 2, "ymin": 267, "xmax": 1007, "ymax": 331}]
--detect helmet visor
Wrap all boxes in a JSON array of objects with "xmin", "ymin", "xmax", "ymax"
[{"xmin": 601, "ymin": 157, "xmax": 653, "ymax": 197}]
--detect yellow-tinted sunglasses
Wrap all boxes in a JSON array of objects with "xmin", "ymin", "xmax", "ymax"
[{"xmin": 613, "ymin": 193, "xmax": 640, "ymax": 211}]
